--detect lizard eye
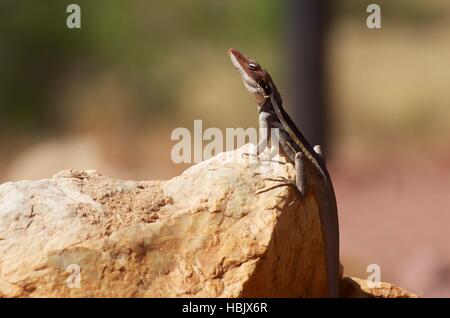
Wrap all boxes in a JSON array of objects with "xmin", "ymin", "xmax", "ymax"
[{"xmin": 248, "ymin": 62, "xmax": 258, "ymax": 71}]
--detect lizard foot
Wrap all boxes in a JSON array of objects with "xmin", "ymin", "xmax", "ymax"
[
  {"xmin": 256, "ymin": 177, "xmax": 304, "ymax": 206},
  {"xmin": 241, "ymin": 153, "xmax": 286, "ymax": 165},
  {"xmin": 242, "ymin": 152, "xmax": 259, "ymax": 160}
]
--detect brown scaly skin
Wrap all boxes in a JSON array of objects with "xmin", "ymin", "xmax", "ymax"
[{"xmin": 229, "ymin": 48, "xmax": 341, "ymax": 297}]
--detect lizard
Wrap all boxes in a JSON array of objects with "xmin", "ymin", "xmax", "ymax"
[{"xmin": 228, "ymin": 48, "xmax": 340, "ymax": 297}]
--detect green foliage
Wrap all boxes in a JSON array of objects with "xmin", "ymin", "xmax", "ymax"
[{"xmin": 0, "ymin": 0, "xmax": 281, "ymax": 135}]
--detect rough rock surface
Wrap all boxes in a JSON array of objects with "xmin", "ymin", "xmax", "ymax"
[
  {"xmin": 340, "ymin": 277, "xmax": 419, "ymax": 298},
  {"xmin": 0, "ymin": 145, "xmax": 416, "ymax": 297}
]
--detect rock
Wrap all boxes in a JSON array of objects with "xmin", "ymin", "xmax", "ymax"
[
  {"xmin": 0, "ymin": 144, "xmax": 415, "ymax": 297},
  {"xmin": 340, "ymin": 277, "xmax": 419, "ymax": 298},
  {"xmin": 0, "ymin": 144, "xmax": 327, "ymax": 297}
]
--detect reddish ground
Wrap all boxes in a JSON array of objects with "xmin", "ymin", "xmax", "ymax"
[{"xmin": 332, "ymin": 147, "xmax": 450, "ymax": 297}]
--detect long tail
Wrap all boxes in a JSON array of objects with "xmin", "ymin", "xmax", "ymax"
[{"xmin": 316, "ymin": 186, "xmax": 340, "ymax": 297}]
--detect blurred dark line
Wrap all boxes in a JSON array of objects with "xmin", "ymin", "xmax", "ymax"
[{"xmin": 287, "ymin": 0, "xmax": 331, "ymax": 153}]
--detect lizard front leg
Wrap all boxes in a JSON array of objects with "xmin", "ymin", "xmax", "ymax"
[
  {"xmin": 257, "ymin": 126, "xmax": 307, "ymax": 196},
  {"xmin": 242, "ymin": 111, "xmax": 281, "ymax": 162}
]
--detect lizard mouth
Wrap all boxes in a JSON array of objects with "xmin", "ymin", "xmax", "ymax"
[{"xmin": 228, "ymin": 49, "xmax": 259, "ymax": 90}]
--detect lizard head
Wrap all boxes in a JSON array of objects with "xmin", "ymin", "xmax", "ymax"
[{"xmin": 228, "ymin": 48, "xmax": 272, "ymax": 105}]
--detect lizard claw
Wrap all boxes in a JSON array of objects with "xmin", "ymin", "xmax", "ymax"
[
  {"xmin": 242, "ymin": 152, "xmax": 262, "ymax": 165},
  {"xmin": 256, "ymin": 177, "xmax": 304, "ymax": 200},
  {"xmin": 242, "ymin": 153, "xmax": 287, "ymax": 165},
  {"xmin": 242, "ymin": 152, "xmax": 259, "ymax": 159},
  {"xmin": 256, "ymin": 176, "xmax": 302, "ymax": 207}
]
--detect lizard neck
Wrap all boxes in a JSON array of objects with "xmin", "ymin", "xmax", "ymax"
[
  {"xmin": 269, "ymin": 81, "xmax": 283, "ymax": 110},
  {"xmin": 257, "ymin": 97, "xmax": 272, "ymax": 113},
  {"xmin": 256, "ymin": 80, "xmax": 283, "ymax": 110}
]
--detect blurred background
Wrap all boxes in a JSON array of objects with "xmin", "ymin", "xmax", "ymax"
[{"xmin": 1, "ymin": 0, "xmax": 450, "ymax": 296}]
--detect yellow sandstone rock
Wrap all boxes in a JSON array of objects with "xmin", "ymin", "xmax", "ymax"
[
  {"xmin": 340, "ymin": 277, "xmax": 419, "ymax": 298},
  {"xmin": 0, "ymin": 145, "xmax": 415, "ymax": 297}
]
